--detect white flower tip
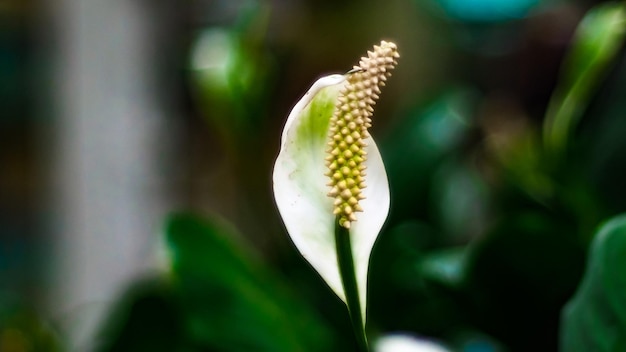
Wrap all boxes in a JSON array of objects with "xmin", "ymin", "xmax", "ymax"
[{"xmin": 375, "ymin": 334, "xmax": 451, "ymax": 352}]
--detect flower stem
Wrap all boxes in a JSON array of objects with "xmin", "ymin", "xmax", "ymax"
[{"xmin": 334, "ymin": 218, "xmax": 369, "ymax": 352}]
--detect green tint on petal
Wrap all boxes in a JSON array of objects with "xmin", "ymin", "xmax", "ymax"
[
  {"xmin": 274, "ymin": 74, "xmax": 348, "ymax": 302},
  {"xmin": 273, "ymin": 74, "xmax": 390, "ymax": 321}
]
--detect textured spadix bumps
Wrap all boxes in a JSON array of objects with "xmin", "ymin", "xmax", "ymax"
[
  {"xmin": 326, "ymin": 41, "xmax": 399, "ymax": 228},
  {"xmin": 273, "ymin": 41, "xmax": 398, "ymax": 321}
]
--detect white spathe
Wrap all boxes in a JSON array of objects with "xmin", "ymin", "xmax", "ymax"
[
  {"xmin": 272, "ymin": 74, "xmax": 390, "ymax": 322},
  {"xmin": 375, "ymin": 334, "xmax": 451, "ymax": 352}
]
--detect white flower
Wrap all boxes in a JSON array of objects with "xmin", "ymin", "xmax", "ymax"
[
  {"xmin": 375, "ymin": 334, "xmax": 451, "ymax": 352},
  {"xmin": 273, "ymin": 41, "xmax": 398, "ymax": 322}
]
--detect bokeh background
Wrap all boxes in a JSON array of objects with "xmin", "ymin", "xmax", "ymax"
[{"xmin": 1, "ymin": 0, "xmax": 625, "ymax": 351}]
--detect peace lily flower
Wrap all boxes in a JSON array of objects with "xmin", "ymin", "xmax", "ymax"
[{"xmin": 273, "ymin": 40, "xmax": 399, "ymax": 339}]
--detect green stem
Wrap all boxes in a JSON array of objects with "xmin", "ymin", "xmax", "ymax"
[{"xmin": 335, "ymin": 218, "xmax": 369, "ymax": 352}]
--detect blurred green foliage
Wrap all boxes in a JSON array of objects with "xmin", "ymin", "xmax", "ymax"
[
  {"xmin": 544, "ymin": 1, "xmax": 626, "ymax": 160},
  {"xmin": 188, "ymin": 1, "xmax": 273, "ymax": 154},
  {"xmin": 97, "ymin": 214, "xmax": 350, "ymax": 351}
]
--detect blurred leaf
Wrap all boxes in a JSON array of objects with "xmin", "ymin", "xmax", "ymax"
[
  {"xmin": 189, "ymin": 27, "xmax": 267, "ymax": 142},
  {"xmin": 560, "ymin": 214, "xmax": 626, "ymax": 352},
  {"xmin": 95, "ymin": 278, "xmax": 187, "ymax": 352},
  {"xmin": 543, "ymin": 2, "xmax": 626, "ymax": 158},
  {"xmin": 188, "ymin": 2, "xmax": 273, "ymax": 150},
  {"xmin": 575, "ymin": 48, "xmax": 626, "ymax": 214},
  {"xmin": 165, "ymin": 213, "xmax": 334, "ymax": 352}
]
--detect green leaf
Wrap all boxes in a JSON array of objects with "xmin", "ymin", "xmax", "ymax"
[
  {"xmin": 561, "ymin": 214, "xmax": 626, "ymax": 352},
  {"xmin": 543, "ymin": 2, "xmax": 626, "ymax": 157},
  {"xmin": 165, "ymin": 213, "xmax": 333, "ymax": 351}
]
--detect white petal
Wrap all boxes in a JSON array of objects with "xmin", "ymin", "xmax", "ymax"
[
  {"xmin": 352, "ymin": 138, "xmax": 389, "ymax": 319},
  {"xmin": 375, "ymin": 334, "xmax": 451, "ymax": 352}
]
